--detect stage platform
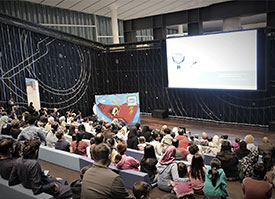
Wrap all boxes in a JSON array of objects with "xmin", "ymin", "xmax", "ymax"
[{"xmin": 140, "ymin": 114, "xmax": 273, "ymax": 146}]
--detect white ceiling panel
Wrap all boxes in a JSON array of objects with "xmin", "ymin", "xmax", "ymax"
[{"xmin": 24, "ymin": 0, "xmax": 234, "ymax": 20}]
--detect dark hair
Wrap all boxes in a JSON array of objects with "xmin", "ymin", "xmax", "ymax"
[
  {"xmin": 117, "ymin": 142, "xmax": 127, "ymax": 155},
  {"xmin": 221, "ymin": 135, "xmax": 228, "ymax": 139},
  {"xmin": 68, "ymin": 125, "xmax": 76, "ymax": 136},
  {"xmin": 26, "ymin": 115, "xmax": 37, "ymax": 125},
  {"xmin": 92, "ymin": 143, "xmax": 111, "ymax": 165},
  {"xmin": 80, "ymin": 165, "xmax": 91, "ymax": 180},
  {"xmin": 22, "ymin": 139, "xmax": 41, "ymax": 159},
  {"xmin": 221, "ymin": 141, "xmax": 232, "ymax": 152},
  {"xmin": 12, "ymin": 141, "xmax": 22, "ymax": 158},
  {"xmin": 263, "ymin": 153, "xmax": 273, "ymax": 172},
  {"xmin": 178, "ymin": 128, "xmax": 184, "ymax": 135},
  {"xmin": 104, "ymin": 137, "xmax": 115, "ymax": 148},
  {"xmin": 78, "ymin": 124, "xmax": 86, "ymax": 132},
  {"xmin": 190, "ymin": 153, "xmax": 205, "ymax": 181},
  {"xmin": 133, "ymin": 181, "xmax": 151, "ymax": 199},
  {"xmin": 0, "ymin": 138, "xmax": 13, "ymax": 156},
  {"xmin": 56, "ymin": 131, "xmax": 64, "ymax": 140},
  {"xmin": 74, "ymin": 132, "xmax": 83, "ymax": 154},
  {"xmin": 172, "ymin": 138, "xmax": 179, "ymax": 148},
  {"xmin": 135, "ymin": 122, "xmax": 141, "ymax": 129},
  {"xmin": 253, "ymin": 162, "xmax": 266, "ymax": 180},
  {"xmin": 178, "ymin": 162, "xmax": 187, "ymax": 177},
  {"xmin": 188, "ymin": 144, "xmax": 199, "ymax": 155},
  {"xmin": 141, "ymin": 144, "xmax": 156, "ymax": 163},
  {"xmin": 235, "ymin": 138, "xmax": 240, "ymax": 143},
  {"xmin": 164, "ymin": 128, "xmax": 171, "ymax": 135},
  {"xmin": 152, "ymin": 129, "xmax": 161, "ymax": 141},
  {"xmin": 114, "ymin": 154, "xmax": 122, "ymax": 164},
  {"xmin": 209, "ymin": 158, "xmax": 221, "ymax": 186},
  {"xmin": 94, "ymin": 133, "xmax": 104, "ymax": 144}
]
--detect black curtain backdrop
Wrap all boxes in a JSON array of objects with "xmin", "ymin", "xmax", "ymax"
[{"xmin": 0, "ymin": 14, "xmax": 275, "ymax": 125}]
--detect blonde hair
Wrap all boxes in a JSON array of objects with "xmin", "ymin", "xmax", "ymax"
[{"xmin": 244, "ymin": 135, "xmax": 254, "ymax": 144}]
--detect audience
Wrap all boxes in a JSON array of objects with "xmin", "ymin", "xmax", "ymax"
[
  {"xmin": 9, "ymin": 139, "xmax": 72, "ymax": 198},
  {"xmin": 133, "ymin": 181, "xmax": 151, "ymax": 199},
  {"xmin": 216, "ymin": 141, "xmax": 239, "ymax": 181},
  {"xmin": 157, "ymin": 145, "xmax": 188, "ymax": 192},
  {"xmin": 115, "ymin": 142, "xmax": 140, "ymax": 171},
  {"xmin": 203, "ymin": 158, "xmax": 228, "ymax": 199},
  {"xmin": 0, "ymin": 104, "xmax": 274, "ymax": 199},
  {"xmin": 55, "ymin": 131, "xmax": 70, "ymax": 152},
  {"xmin": 188, "ymin": 153, "xmax": 206, "ymax": 195},
  {"xmin": 17, "ymin": 115, "xmax": 47, "ymax": 145},
  {"xmin": 140, "ymin": 144, "xmax": 158, "ymax": 183},
  {"xmin": 242, "ymin": 162, "xmax": 272, "ymax": 199},
  {"xmin": 70, "ymin": 132, "xmax": 88, "ymax": 156},
  {"xmin": 81, "ymin": 143, "xmax": 134, "ymax": 199},
  {"xmin": 235, "ymin": 141, "xmax": 250, "ymax": 160}
]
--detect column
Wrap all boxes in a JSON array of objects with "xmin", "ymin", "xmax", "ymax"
[{"xmin": 111, "ymin": 6, "xmax": 119, "ymax": 44}]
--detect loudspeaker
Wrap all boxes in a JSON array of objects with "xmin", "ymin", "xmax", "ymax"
[
  {"xmin": 152, "ymin": 109, "xmax": 168, "ymax": 119},
  {"xmin": 269, "ymin": 121, "xmax": 275, "ymax": 131}
]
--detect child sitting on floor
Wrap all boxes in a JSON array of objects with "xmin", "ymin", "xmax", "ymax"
[
  {"xmin": 169, "ymin": 162, "xmax": 194, "ymax": 198},
  {"xmin": 133, "ymin": 181, "xmax": 151, "ymax": 199}
]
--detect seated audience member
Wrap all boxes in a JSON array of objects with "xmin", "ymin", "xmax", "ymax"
[
  {"xmin": 209, "ymin": 135, "xmax": 220, "ymax": 155},
  {"xmin": 239, "ymin": 149, "xmax": 259, "ymax": 181},
  {"xmin": 117, "ymin": 128, "xmax": 128, "ymax": 144},
  {"xmin": 12, "ymin": 141, "xmax": 22, "ymax": 159},
  {"xmin": 157, "ymin": 146, "xmax": 188, "ymax": 192},
  {"xmin": 127, "ymin": 127, "xmax": 139, "ymax": 150},
  {"xmin": 78, "ymin": 124, "xmax": 93, "ymax": 140},
  {"xmin": 203, "ymin": 158, "xmax": 228, "ymax": 199},
  {"xmin": 188, "ymin": 153, "xmax": 206, "ymax": 195},
  {"xmin": 232, "ymin": 137, "xmax": 241, "ymax": 151},
  {"xmin": 104, "ymin": 137, "xmax": 119, "ymax": 165},
  {"xmin": 68, "ymin": 125, "xmax": 76, "ymax": 136},
  {"xmin": 90, "ymin": 133, "xmax": 104, "ymax": 159},
  {"xmin": 172, "ymin": 138, "xmax": 186, "ymax": 160},
  {"xmin": 200, "ymin": 132, "xmax": 209, "ymax": 146},
  {"xmin": 115, "ymin": 143, "xmax": 140, "ymax": 171},
  {"xmin": 138, "ymin": 136, "xmax": 147, "ymax": 151},
  {"xmin": 187, "ymin": 144, "xmax": 199, "ymax": 162},
  {"xmin": 140, "ymin": 126, "xmax": 152, "ymax": 142},
  {"xmin": 9, "ymin": 139, "xmax": 72, "ymax": 198},
  {"xmin": 0, "ymin": 115, "xmax": 9, "ymax": 135},
  {"xmin": 160, "ymin": 128, "xmax": 173, "ymax": 154},
  {"xmin": 169, "ymin": 162, "xmax": 194, "ymax": 198},
  {"xmin": 150, "ymin": 129, "xmax": 162, "ymax": 156},
  {"xmin": 133, "ymin": 181, "xmax": 151, "ymax": 199},
  {"xmin": 244, "ymin": 135, "xmax": 257, "ymax": 151},
  {"xmin": 263, "ymin": 153, "xmax": 275, "ymax": 186},
  {"xmin": 0, "ymin": 138, "xmax": 17, "ymax": 180},
  {"xmin": 258, "ymin": 137, "xmax": 274, "ymax": 155},
  {"xmin": 55, "ymin": 131, "xmax": 70, "ymax": 152},
  {"xmin": 70, "ymin": 165, "xmax": 91, "ymax": 199},
  {"xmin": 70, "ymin": 132, "xmax": 88, "ymax": 156},
  {"xmin": 81, "ymin": 143, "xmax": 134, "ymax": 199},
  {"xmin": 216, "ymin": 141, "xmax": 239, "ymax": 181},
  {"xmin": 176, "ymin": 128, "xmax": 189, "ymax": 149},
  {"xmin": 140, "ymin": 144, "xmax": 158, "ymax": 183},
  {"xmin": 9, "ymin": 119, "xmax": 21, "ymax": 139},
  {"xmin": 45, "ymin": 116, "xmax": 54, "ymax": 132},
  {"xmin": 17, "ymin": 115, "xmax": 47, "ymax": 145},
  {"xmin": 235, "ymin": 141, "xmax": 250, "ymax": 160},
  {"xmin": 59, "ymin": 116, "xmax": 67, "ymax": 128},
  {"xmin": 242, "ymin": 163, "xmax": 272, "ymax": 199},
  {"xmin": 46, "ymin": 121, "xmax": 59, "ymax": 148}
]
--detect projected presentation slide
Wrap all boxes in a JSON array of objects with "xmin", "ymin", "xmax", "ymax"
[{"xmin": 166, "ymin": 30, "xmax": 257, "ymax": 90}]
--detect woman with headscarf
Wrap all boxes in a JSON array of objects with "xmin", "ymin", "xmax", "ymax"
[
  {"xmin": 0, "ymin": 115, "xmax": 9, "ymax": 135},
  {"xmin": 235, "ymin": 141, "xmax": 250, "ymax": 160},
  {"xmin": 127, "ymin": 127, "xmax": 138, "ymax": 150},
  {"xmin": 157, "ymin": 145, "xmax": 188, "ymax": 192}
]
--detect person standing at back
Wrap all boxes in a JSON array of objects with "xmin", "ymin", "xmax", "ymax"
[{"xmin": 81, "ymin": 143, "xmax": 134, "ymax": 199}]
